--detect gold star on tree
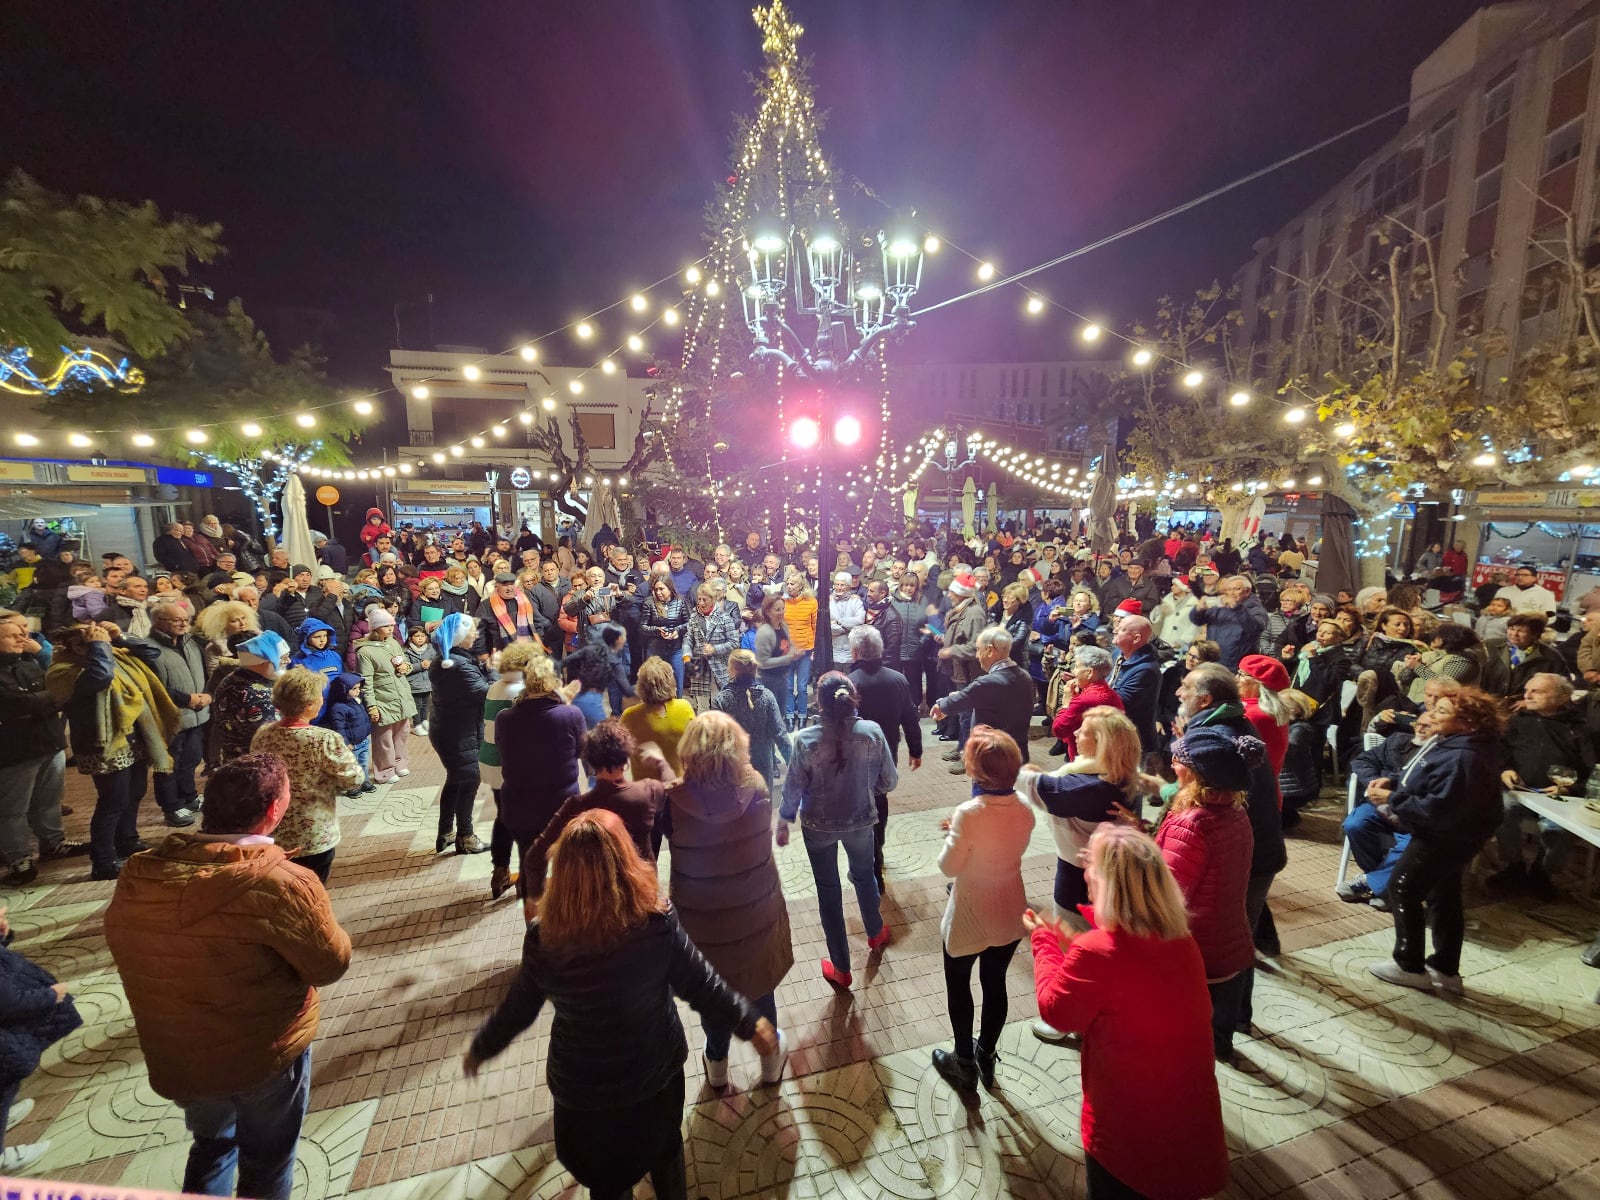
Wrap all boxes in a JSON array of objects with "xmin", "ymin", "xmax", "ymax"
[{"xmin": 754, "ymin": 0, "xmax": 803, "ymax": 64}]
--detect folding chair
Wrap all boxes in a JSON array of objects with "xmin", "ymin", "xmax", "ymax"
[
  {"xmin": 1325, "ymin": 678, "xmax": 1358, "ymax": 767},
  {"xmin": 1335, "ymin": 774, "xmax": 1357, "ymax": 889}
]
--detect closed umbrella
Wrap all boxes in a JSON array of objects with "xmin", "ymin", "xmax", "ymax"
[
  {"xmin": 961, "ymin": 477, "xmax": 977, "ymax": 540},
  {"xmin": 1242, "ymin": 495, "xmax": 1267, "ymax": 545},
  {"xmin": 1088, "ymin": 444, "xmax": 1117, "ymax": 554},
  {"xmin": 985, "ymin": 483, "xmax": 999, "ymax": 532},
  {"xmin": 902, "ymin": 484, "xmax": 919, "ymax": 523},
  {"xmin": 280, "ymin": 472, "xmax": 318, "ymax": 574},
  {"xmin": 1318, "ymin": 492, "xmax": 1360, "ymax": 596}
]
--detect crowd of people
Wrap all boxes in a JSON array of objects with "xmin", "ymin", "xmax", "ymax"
[{"xmin": 0, "ymin": 506, "xmax": 1596, "ymax": 1197}]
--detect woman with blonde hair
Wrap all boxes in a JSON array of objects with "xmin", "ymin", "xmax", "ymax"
[
  {"xmin": 494, "ymin": 653, "xmax": 587, "ymax": 880},
  {"xmin": 467, "ymin": 809, "xmax": 777, "ymax": 1199},
  {"xmin": 249, "ymin": 666, "xmax": 363, "ymax": 882},
  {"xmin": 665, "ymin": 710, "xmax": 793, "ymax": 1089},
  {"xmin": 1027, "ymin": 823, "xmax": 1228, "ymax": 1199},
  {"xmin": 710, "ymin": 649, "xmax": 789, "ymax": 791},
  {"xmin": 195, "ymin": 599, "xmax": 259, "ymax": 682},
  {"xmin": 620, "ymin": 656, "xmax": 696, "ymax": 778},
  {"xmin": 1154, "ymin": 726, "xmax": 1265, "ymax": 1063},
  {"xmin": 931, "ymin": 726, "xmax": 1034, "ymax": 1091}
]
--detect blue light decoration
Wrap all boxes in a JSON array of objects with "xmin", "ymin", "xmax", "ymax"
[
  {"xmin": 192, "ymin": 444, "xmax": 317, "ymax": 541},
  {"xmin": 0, "ymin": 346, "xmax": 144, "ymax": 396}
]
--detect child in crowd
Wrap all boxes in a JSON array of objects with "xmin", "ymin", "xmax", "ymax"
[
  {"xmin": 599, "ymin": 623, "xmax": 636, "ymax": 714},
  {"xmin": 321, "ymin": 672, "xmax": 376, "ymax": 797},
  {"xmin": 404, "ymin": 624, "xmax": 436, "ymax": 736},
  {"xmin": 67, "ymin": 574, "xmax": 110, "ymax": 621},
  {"xmin": 558, "ymin": 592, "xmax": 584, "ymax": 655},
  {"xmin": 291, "ymin": 617, "xmax": 342, "ymax": 691},
  {"xmin": 1475, "ymin": 595, "xmax": 1512, "ymax": 643}
]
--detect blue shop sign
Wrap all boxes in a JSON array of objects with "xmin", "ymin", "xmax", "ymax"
[{"xmin": 156, "ymin": 467, "xmax": 215, "ymax": 487}]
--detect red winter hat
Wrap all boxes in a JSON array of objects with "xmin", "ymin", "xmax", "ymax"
[
  {"xmin": 1114, "ymin": 598, "xmax": 1143, "ymax": 616},
  {"xmin": 1237, "ymin": 653, "xmax": 1291, "ymax": 692},
  {"xmin": 949, "ymin": 573, "xmax": 977, "ymax": 598}
]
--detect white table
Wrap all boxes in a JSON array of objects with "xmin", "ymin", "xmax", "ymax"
[{"xmin": 1509, "ymin": 788, "xmax": 1600, "ymax": 891}]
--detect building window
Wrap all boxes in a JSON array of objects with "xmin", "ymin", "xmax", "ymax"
[
  {"xmin": 1473, "ymin": 165, "xmax": 1502, "ymax": 212},
  {"xmin": 1351, "ymin": 173, "xmax": 1372, "ymax": 213},
  {"xmin": 1058, "ymin": 367, "xmax": 1067, "ymax": 396},
  {"xmin": 1457, "ymin": 289, "xmax": 1487, "ymax": 334},
  {"xmin": 1022, "ymin": 369, "xmax": 1030, "ymax": 399},
  {"xmin": 1427, "ymin": 113, "xmax": 1456, "ymax": 164},
  {"xmin": 1423, "ymin": 200, "xmax": 1446, "ymax": 241},
  {"xmin": 1483, "ymin": 71, "xmax": 1515, "ymax": 127},
  {"xmin": 1544, "ymin": 116, "xmax": 1584, "ymax": 173},
  {"xmin": 1373, "ymin": 142, "xmax": 1423, "ymax": 212},
  {"xmin": 1521, "ymin": 260, "xmax": 1564, "ymax": 320},
  {"xmin": 1560, "ymin": 18, "xmax": 1596, "ymax": 74}
]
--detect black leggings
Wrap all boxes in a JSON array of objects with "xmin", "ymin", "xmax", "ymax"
[
  {"xmin": 437, "ymin": 763, "xmax": 480, "ymax": 839},
  {"xmin": 1389, "ymin": 836, "xmax": 1473, "ymax": 976},
  {"xmin": 943, "ymin": 940, "xmax": 1020, "ymax": 1058},
  {"xmin": 1086, "ymin": 1153, "xmax": 1150, "ymax": 1199},
  {"xmin": 292, "ymin": 847, "xmax": 335, "ymax": 884}
]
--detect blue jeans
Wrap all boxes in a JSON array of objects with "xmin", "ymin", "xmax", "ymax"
[
  {"xmin": 0, "ymin": 751, "xmax": 66, "ymax": 861},
  {"xmin": 788, "ymin": 654, "xmax": 812, "ymax": 725},
  {"xmin": 181, "ymin": 1047, "xmax": 312, "ymax": 1200},
  {"xmin": 759, "ymin": 666, "xmax": 792, "ymax": 720},
  {"xmin": 1343, "ymin": 802, "xmax": 1409, "ymax": 895},
  {"xmin": 802, "ymin": 824, "xmax": 883, "ymax": 974},
  {"xmin": 651, "ymin": 648, "xmax": 686, "ymax": 693},
  {"xmin": 702, "ymin": 991, "xmax": 778, "ymax": 1062},
  {"xmin": 351, "ymin": 737, "xmax": 371, "ymax": 784}
]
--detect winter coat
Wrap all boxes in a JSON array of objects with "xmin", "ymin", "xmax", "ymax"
[
  {"xmin": 1188, "ymin": 596, "xmax": 1268, "ymax": 669},
  {"xmin": 523, "ymin": 775, "xmax": 670, "ymax": 898},
  {"xmin": 1019, "ymin": 763, "xmax": 1128, "ymax": 870},
  {"xmin": 103, "ymin": 836, "xmax": 351, "ymax": 1102},
  {"xmin": 710, "ymin": 678, "xmax": 790, "ymax": 791},
  {"xmin": 940, "ymin": 598, "xmax": 988, "ymax": 685},
  {"xmin": 1032, "ymin": 916, "xmax": 1228, "ymax": 1200},
  {"xmin": 890, "ymin": 595, "xmax": 925, "ymax": 666},
  {"xmin": 318, "ymin": 673, "xmax": 373, "ymax": 747},
  {"xmin": 250, "ymin": 722, "xmax": 363, "ymax": 856},
  {"xmin": 404, "ymin": 641, "xmax": 437, "ymax": 694},
  {"xmin": 496, "ymin": 694, "xmax": 587, "ymax": 838},
  {"xmin": 1357, "ymin": 634, "xmax": 1417, "ymax": 703},
  {"xmin": 1292, "ymin": 643, "xmax": 1354, "ymax": 714},
  {"xmin": 1185, "ymin": 703, "xmax": 1287, "ymax": 878},
  {"xmin": 753, "ymin": 622, "xmax": 800, "ymax": 673},
  {"xmin": 939, "ymin": 657, "xmax": 1035, "ymax": 752},
  {"xmin": 427, "ymin": 649, "xmax": 490, "ymax": 770},
  {"xmin": 152, "ymin": 533, "xmax": 199, "ymax": 575},
  {"xmin": 141, "ymin": 631, "xmax": 211, "ymax": 733},
  {"xmin": 1501, "ymin": 705, "xmax": 1595, "ymax": 789},
  {"xmin": 1243, "ymin": 697, "xmax": 1290, "ymax": 782},
  {"xmin": 290, "ymin": 618, "xmax": 343, "ymax": 689},
  {"xmin": 1111, "ymin": 644, "xmax": 1162, "ymax": 751},
  {"xmin": 358, "ymin": 508, "xmax": 391, "ymax": 548},
  {"xmin": 665, "ymin": 769, "xmax": 794, "ymax": 1000},
  {"xmin": 847, "ymin": 659, "xmax": 923, "ymax": 764},
  {"xmin": 1480, "ymin": 639, "xmax": 1563, "ymax": 701},
  {"xmin": 861, "ymin": 600, "xmax": 903, "ymax": 666},
  {"xmin": 304, "ymin": 594, "xmax": 358, "ymax": 656},
  {"xmin": 0, "ymin": 648, "xmax": 66, "ymax": 767},
  {"xmin": 1389, "ymin": 731, "xmax": 1504, "ymax": 848},
  {"xmin": 1278, "ymin": 720, "xmax": 1324, "ymax": 806},
  {"xmin": 938, "ymin": 789, "xmax": 1034, "ymax": 958},
  {"xmin": 780, "ymin": 718, "xmax": 897, "ymax": 833},
  {"xmin": 827, "ymin": 592, "xmax": 865, "ymax": 663},
  {"xmin": 0, "ymin": 936, "xmax": 82, "ymax": 1082},
  {"xmin": 1051, "ymin": 680, "xmax": 1124, "ymax": 758},
  {"xmin": 641, "ymin": 596, "xmax": 689, "ymax": 661},
  {"xmin": 1153, "ymin": 592, "xmax": 1198, "ymax": 652},
  {"xmin": 208, "ymin": 666, "xmax": 278, "ymax": 768},
  {"xmin": 354, "ymin": 635, "xmax": 416, "ymax": 725},
  {"xmin": 1155, "ymin": 799, "xmax": 1256, "ymax": 979},
  {"xmin": 469, "ymin": 908, "xmax": 756, "ymax": 1113}
]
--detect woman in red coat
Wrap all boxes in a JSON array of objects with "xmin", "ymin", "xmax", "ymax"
[
  {"xmin": 1155, "ymin": 725, "xmax": 1263, "ymax": 1063},
  {"xmin": 1028, "ymin": 823, "xmax": 1228, "ymax": 1200},
  {"xmin": 1236, "ymin": 654, "xmax": 1291, "ymax": 786},
  {"xmin": 1050, "ymin": 645, "xmax": 1123, "ymax": 757}
]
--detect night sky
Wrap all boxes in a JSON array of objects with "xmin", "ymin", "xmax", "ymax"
[{"xmin": 6, "ymin": 0, "xmax": 1485, "ymax": 383}]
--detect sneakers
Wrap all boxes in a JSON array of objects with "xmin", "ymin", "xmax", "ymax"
[
  {"xmin": 941, "ymin": 747, "xmax": 961, "ymax": 762},
  {"xmin": 759, "ymin": 1029, "xmax": 789, "ymax": 1085},
  {"xmin": 8, "ymin": 858, "xmax": 37, "ymax": 886},
  {"xmin": 1369, "ymin": 894, "xmax": 1391, "ymax": 913},
  {"xmin": 396, "ymin": 768, "xmax": 411, "ymax": 778},
  {"xmin": 1031, "ymin": 1019, "xmax": 1070, "ymax": 1042},
  {"xmin": 118, "ymin": 839, "xmax": 151, "ymax": 856},
  {"xmin": 931, "ymin": 1047, "xmax": 978, "ymax": 1091},
  {"xmin": 359, "ymin": 781, "xmax": 377, "ymax": 794},
  {"xmin": 867, "ymin": 926, "xmax": 893, "ymax": 951},
  {"xmin": 703, "ymin": 1055, "xmax": 729, "ymax": 1089},
  {"xmin": 821, "ymin": 959, "xmax": 852, "ymax": 989},
  {"xmin": 1426, "ymin": 966, "xmax": 1465, "ymax": 995},
  {"xmin": 90, "ymin": 859, "xmax": 124, "ymax": 882},
  {"xmin": 40, "ymin": 840, "xmax": 88, "ymax": 860},
  {"xmin": 1582, "ymin": 936, "xmax": 1600, "ymax": 969},
  {"xmin": 435, "ymin": 833, "xmax": 450, "ymax": 853},
  {"xmin": 0, "ymin": 1140, "xmax": 49, "ymax": 1175},
  {"xmin": 164, "ymin": 807, "xmax": 198, "ymax": 828},
  {"xmin": 456, "ymin": 834, "xmax": 489, "ymax": 855},
  {"xmin": 6, "ymin": 1097, "xmax": 33, "ymax": 1130},
  {"xmin": 1369, "ymin": 960, "xmax": 1434, "ymax": 991},
  {"xmin": 413, "ymin": 722, "xmax": 430, "ymax": 736},
  {"xmin": 1335, "ymin": 878, "xmax": 1372, "ymax": 903},
  {"xmin": 946, "ymin": 762, "xmax": 966, "ymax": 775}
]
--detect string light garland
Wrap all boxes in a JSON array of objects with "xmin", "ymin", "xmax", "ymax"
[
  {"xmin": 193, "ymin": 444, "xmax": 315, "ymax": 541},
  {"xmin": 1, "ymin": 346, "xmax": 144, "ymax": 396}
]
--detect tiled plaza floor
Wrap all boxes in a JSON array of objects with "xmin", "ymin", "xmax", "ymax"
[{"xmin": 11, "ymin": 720, "xmax": 1600, "ymax": 1198}]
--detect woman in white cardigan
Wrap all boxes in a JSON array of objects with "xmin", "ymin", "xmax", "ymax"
[{"xmin": 932, "ymin": 724, "xmax": 1035, "ymax": 1092}]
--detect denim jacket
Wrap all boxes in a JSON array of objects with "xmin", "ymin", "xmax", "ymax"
[{"xmin": 780, "ymin": 718, "xmax": 898, "ymax": 833}]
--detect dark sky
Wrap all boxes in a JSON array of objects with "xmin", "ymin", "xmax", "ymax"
[{"xmin": 6, "ymin": 0, "xmax": 1485, "ymax": 383}]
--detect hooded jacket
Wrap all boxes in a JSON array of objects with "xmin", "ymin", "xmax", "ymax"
[
  {"xmin": 104, "ymin": 835, "xmax": 351, "ymax": 1102},
  {"xmin": 709, "ymin": 676, "xmax": 790, "ymax": 790},
  {"xmin": 427, "ymin": 648, "xmax": 490, "ymax": 770},
  {"xmin": 358, "ymin": 507, "xmax": 392, "ymax": 548},
  {"xmin": 319, "ymin": 672, "xmax": 372, "ymax": 747},
  {"xmin": 291, "ymin": 618, "xmax": 343, "ymax": 686},
  {"xmin": 0, "ymin": 936, "xmax": 82, "ymax": 1080},
  {"xmin": 1390, "ymin": 731, "xmax": 1504, "ymax": 847}
]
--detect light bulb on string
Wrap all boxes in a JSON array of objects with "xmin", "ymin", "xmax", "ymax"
[
  {"xmin": 295, "ymin": 413, "xmax": 316, "ymax": 428},
  {"xmin": 1182, "ymin": 370, "xmax": 1204, "ymax": 388},
  {"xmin": 185, "ymin": 430, "xmax": 208, "ymax": 445},
  {"xmin": 601, "ymin": 360, "xmax": 617, "ymax": 375},
  {"xmin": 1025, "ymin": 296, "xmax": 1045, "ymax": 315},
  {"xmin": 977, "ymin": 261, "xmax": 995, "ymax": 281},
  {"xmin": 663, "ymin": 309, "xmax": 680, "ymax": 326},
  {"xmin": 67, "ymin": 432, "xmax": 91, "ymax": 448},
  {"xmin": 1080, "ymin": 323, "xmax": 1102, "ymax": 343},
  {"xmin": 575, "ymin": 322, "xmax": 594, "ymax": 340},
  {"xmin": 627, "ymin": 335, "xmax": 644, "ymax": 352},
  {"xmin": 685, "ymin": 266, "xmax": 702, "ymax": 285},
  {"xmin": 241, "ymin": 421, "xmax": 263, "ymax": 438},
  {"xmin": 1229, "ymin": 391, "xmax": 1250, "ymax": 407},
  {"xmin": 630, "ymin": 294, "xmax": 647, "ymax": 312},
  {"xmin": 568, "ymin": 380, "xmax": 584, "ymax": 395},
  {"xmin": 519, "ymin": 344, "xmax": 538, "ymax": 362},
  {"xmin": 353, "ymin": 399, "xmax": 374, "ymax": 416},
  {"xmin": 131, "ymin": 433, "xmax": 155, "ymax": 448},
  {"xmin": 412, "ymin": 385, "xmax": 429, "ymax": 400},
  {"xmin": 1284, "ymin": 407, "xmax": 1307, "ymax": 424}
]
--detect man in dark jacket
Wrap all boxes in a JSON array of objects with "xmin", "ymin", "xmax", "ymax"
[
  {"xmin": 1481, "ymin": 614, "xmax": 1562, "ymax": 702},
  {"xmin": 1188, "ymin": 576, "xmax": 1269, "ymax": 669},
  {"xmin": 0, "ymin": 613, "xmax": 84, "ymax": 880},
  {"xmin": 1098, "ymin": 559, "xmax": 1163, "ymax": 616},
  {"xmin": 312, "ymin": 532, "xmax": 349, "ymax": 577},
  {"xmin": 304, "ymin": 575, "xmax": 357, "ymax": 653},
  {"xmin": 142, "ymin": 600, "xmax": 211, "ymax": 828},
  {"xmin": 1487, "ymin": 672, "xmax": 1594, "ymax": 899},
  {"xmin": 1176, "ymin": 662, "xmax": 1287, "ymax": 1030},
  {"xmin": 860, "ymin": 580, "xmax": 904, "ymax": 667},
  {"xmin": 152, "ymin": 523, "xmax": 199, "ymax": 575},
  {"xmin": 931, "ymin": 626, "xmax": 1035, "ymax": 774},
  {"xmin": 847, "ymin": 625, "xmax": 923, "ymax": 888},
  {"xmin": 1109, "ymin": 615, "xmax": 1162, "ymax": 752}
]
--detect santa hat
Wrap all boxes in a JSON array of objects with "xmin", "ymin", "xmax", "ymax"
[
  {"xmin": 1114, "ymin": 599, "xmax": 1143, "ymax": 616},
  {"xmin": 431, "ymin": 612, "xmax": 475, "ymax": 665},
  {"xmin": 949, "ymin": 573, "xmax": 977, "ymax": 598},
  {"xmin": 235, "ymin": 631, "xmax": 288, "ymax": 669},
  {"xmin": 1018, "ymin": 567, "xmax": 1044, "ymax": 586}
]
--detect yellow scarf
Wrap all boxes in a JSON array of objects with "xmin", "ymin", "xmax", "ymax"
[{"xmin": 46, "ymin": 646, "xmax": 181, "ymax": 770}]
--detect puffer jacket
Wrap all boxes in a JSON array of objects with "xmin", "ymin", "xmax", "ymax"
[
  {"xmin": 103, "ymin": 836, "xmax": 351, "ymax": 1101},
  {"xmin": 1186, "ymin": 703, "xmax": 1288, "ymax": 878},
  {"xmin": 1501, "ymin": 705, "xmax": 1595, "ymax": 789},
  {"xmin": 665, "ymin": 769, "xmax": 794, "ymax": 1001},
  {"xmin": 319, "ymin": 673, "xmax": 371, "ymax": 747},
  {"xmin": 354, "ymin": 635, "xmax": 416, "ymax": 725},
  {"xmin": 1155, "ymin": 799, "xmax": 1256, "ymax": 980},
  {"xmin": 0, "ymin": 935, "xmax": 82, "ymax": 1080},
  {"xmin": 470, "ymin": 907, "xmax": 756, "ymax": 1111},
  {"xmin": 1278, "ymin": 720, "xmax": 1324, "ymax": 807},
  {"xmin": 291, "ymin": 618, "xmax": 343, "ymax": 686},
  {"xmin": 427, "ymin": 648, "xmax": 490, "ymax": 770}
]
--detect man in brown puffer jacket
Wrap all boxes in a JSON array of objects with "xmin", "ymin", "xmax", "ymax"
[{"xmin": 104, "ymin": 752, "xmax": 351, "ymax": 1200}]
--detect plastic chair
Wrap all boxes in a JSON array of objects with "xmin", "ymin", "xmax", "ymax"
[
  {"xmin": 1325, "ymin": 678, "xmax": 1358, "ymax": 765},
  {"xmin": 1335, "ymin": 774, "xmax": 1357, "ymax": 888}
]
